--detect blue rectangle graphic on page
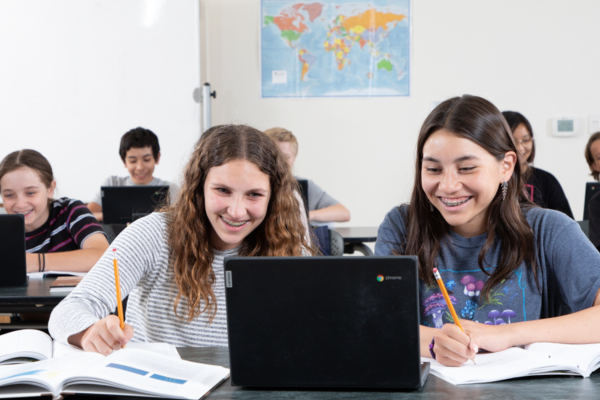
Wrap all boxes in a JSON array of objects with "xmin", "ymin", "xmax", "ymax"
[
  {"xmin": 150, "ymin": 374, "xmax": 187, "ymax": 384},
  {"xmin": 106, "ymin": 363, "xmax": 149, "ymax": 376}
]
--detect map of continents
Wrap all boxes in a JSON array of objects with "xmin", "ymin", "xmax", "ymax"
[{"xmin": 261, "ymin": 0, "xmax": 410, "ymax": 97}]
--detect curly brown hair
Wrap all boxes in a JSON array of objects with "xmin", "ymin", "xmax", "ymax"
[{"xmin": 165, "ymin": 124, "xmax": 315, "ymax": 322}]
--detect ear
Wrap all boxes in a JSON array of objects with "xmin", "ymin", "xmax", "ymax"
[
  {"xmin": 47, "ymin": 180, "xmax": 56, "ymax": 199},
  {"xmin": 155, "ymin": 152, "xmax": 161, "ymax": 164},
  {"xmin": 500, "ymin": 151, "xmax": 517, "ymax": 182}
]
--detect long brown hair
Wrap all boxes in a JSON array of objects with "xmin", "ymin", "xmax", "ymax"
[
  {"xmin": 403, "ymin": 95, "xmax": 537, "ymax": 301},
  {"xmin": 166, "ymin": 124, "xmax": 316, "ymax": 322}
]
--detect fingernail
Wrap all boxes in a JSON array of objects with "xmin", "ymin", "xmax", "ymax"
[{"xmin": 473, "ymin": 344, "xmax": 479, "ymax": 353}]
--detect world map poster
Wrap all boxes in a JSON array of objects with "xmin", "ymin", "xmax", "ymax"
[{"xmin": 261, "ymin": 0, "xmax": 410, "ymax": 98}]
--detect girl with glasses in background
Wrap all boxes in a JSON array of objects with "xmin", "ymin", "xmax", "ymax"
[{"xmin": 502, "ymin": 111, "xmax": 573, "ymax": 219}]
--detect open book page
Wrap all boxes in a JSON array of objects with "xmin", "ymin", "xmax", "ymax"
[
  {"xmin": 53, "ymin": 341, "xmax": 181, "ymax": 360},
  {"xmin": 0, "ymin": 350, "xmax": 104, "ymax": 399},
  {"xmin": 423, "ymin": 346, "xmax": 584, "ymax": 385},
  {"xmin": 524, "ymin": 342, "xmax": 600, "ymax": 377},
  {"xmin": 0, "ymin": 330, "xmax": 52, "ymax": 365},
  {"xmin": 58, "ymin": 349, "xmax": 229, "ymax": 399}
]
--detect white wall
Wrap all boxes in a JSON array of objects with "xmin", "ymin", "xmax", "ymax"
[
  {"xmin": 0, "ymin": 0, "xmax": 201, "ymax": 204},
  {"xmin": 201, "ymin": 0, "xmax": 600, "ymax": 226}
]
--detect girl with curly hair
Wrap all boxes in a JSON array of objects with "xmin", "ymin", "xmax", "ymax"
[{"xmin": 49, "ymin": 125, "xmax": 315, "ymax": 354}]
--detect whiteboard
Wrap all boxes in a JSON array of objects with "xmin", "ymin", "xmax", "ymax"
[{"xmin": 0, "ymin": 0, "xmax": 201, "ymax": 203}]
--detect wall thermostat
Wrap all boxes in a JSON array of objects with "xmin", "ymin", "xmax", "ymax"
[{"xmin": 551, "ymin": 117, "xmax": 580, "ymax": 137}]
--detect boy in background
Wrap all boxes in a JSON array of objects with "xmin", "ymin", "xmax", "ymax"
[
  {"xmin": 88, "ymin": 127, "xmax": 172, "ymax": 222},
  {"xmin": 265, "ymin": 127, "xmax": 350, "ymax": 224}
]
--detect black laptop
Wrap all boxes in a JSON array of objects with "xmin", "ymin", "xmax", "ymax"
[
  {"xmin": 0, "ymin": 215, "xmax": 28, "ymax": 287},
  {"xmin": 224, "ymin": 256, "xmax": 428, "ymax": 389},
  {"xmin": 101, "ymin": 186, "xmax": 169, "ymax": 224},
  {"xmin": 296, "ymin": 178, "xmax": 309, "ymax": 216},
  {"xmin": 583, "ymin": 182, "xmax": 600, "ymax": 220}
]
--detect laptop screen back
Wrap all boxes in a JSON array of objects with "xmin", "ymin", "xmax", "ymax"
[
  {"xmin": 224, "ymin": 256, "xmax": 424, "ymax": 389},
  {"xmin": 0, "ymin": 214, "xmax": 27, "ymax": 287},
  {"xmin": 101, "ymin": 186, "xmax": 169, "ymax": 224},
  {"xmin": 583, "ymin": 182, "xmax": 600, "ymax": 220}
]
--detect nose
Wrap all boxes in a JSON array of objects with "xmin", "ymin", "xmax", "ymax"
[
  {"xmin": 228, "ymin": 196, "xmax": 246, "ymax": 219},
  {"xmin": 439, "ymin": 170, "xmax": 460, "ymax": 192}
]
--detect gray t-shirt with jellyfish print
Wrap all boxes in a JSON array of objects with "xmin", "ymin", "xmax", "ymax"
[{"xmin": 375, "ymin": 205, "xmax": 600, "ymax": 328}]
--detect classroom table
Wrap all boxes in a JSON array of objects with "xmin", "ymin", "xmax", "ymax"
[
  {"xmin": 177, "ymin": 347, "xmax": 600, "ymax": 400},
  {"xmin": 331, "ymin": 226, "xmax": 378, "ymax": 255},
  {"xmin": 0, "ymin": 277, "xmax": 65, "ymax": 329}
]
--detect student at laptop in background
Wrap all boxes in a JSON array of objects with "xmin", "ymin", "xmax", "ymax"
[
  {"xmin": 375, "ymin": 95, "xmax": 600, "ymax": 367},
  {"xmin": 265, "ymin": 127, "xmax": 350, "ymax": 225},
  {"xmin": 49, "ymin": 125, "xmax": 316, "ymax": 354},
  {"xmin": 0, "ymin": 149, "xmax": 108, "ymax": 273},
  {"xmin": 502, "ymin": 111, "xmax": 573, "ymax": 219},
  {"xmin": 87, "ymin": 127, "xmax": 173, "ymax": 222}
]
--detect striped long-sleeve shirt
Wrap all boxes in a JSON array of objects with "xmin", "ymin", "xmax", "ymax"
[
  {"xmin": 26, "ymin": 197, "xmax": 105, "ymax": 253},
  {"xmin": 49, "ymin": 212, "xmax": 233, "ymax": 347}
]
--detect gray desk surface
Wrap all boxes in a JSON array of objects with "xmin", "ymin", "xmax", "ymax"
[
  {"xmin": 0, "ymin": 278, "xmax": 64, "ymax": 305},
  {"xmin": 176, "ymin": 347, "xmax": 600, "ymax": 400},
  {"xmin": 331, "ymin": 226, "xmax": 378, "ymax": 244}
]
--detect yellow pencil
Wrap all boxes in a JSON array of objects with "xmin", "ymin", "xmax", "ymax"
[
  {"xmin": 433, "ymin": 267, "xmax": 475, "ymax": 364},
  {"xmin": 112, "ymin": 249, "xmax": 125, "ymax": 333}
]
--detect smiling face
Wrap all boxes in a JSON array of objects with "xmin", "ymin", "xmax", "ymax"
[
  {"xmin": 204, "ymin": 159, "xmax": 271, "ymax": 250},
  {"xmin": 512, "ymin": 123, "xmax": 533, "ymax": 164},
  {"xmin": 1, "ymin": 166, "xmax": 55, "ymax": 232},
  {"xmin": 421, "ymin": 129, "xmax": 516, "ymax": 238},
  {"xmin": 590, "ymin": 139, "xmax": 600, "ymax": 174},
  {"xmin": 123, "ymin": 146, "xmax": 160, "ymax": 185}
]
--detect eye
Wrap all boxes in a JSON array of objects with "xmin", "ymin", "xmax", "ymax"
[
  {"xmin": 248, "ymin": 192, "xmax": 263, "ymax": 199},
  {"xmin": 2, "ymin": 193, "xmax": 13, "ymax": 198},
  {"xmin": 216, "ymin": 188, "xmax": 230, "ymax": 194},
  {"xmin": 27, "ymin": 191, "xmax": 38, "ymax": 196},
  {"xmin": 424, "ymin": 167, "xmax": 441, "ymax": 173},
  {"xmin": 459, "ymin": 167, "xmax": 475, "ymax": 172}
]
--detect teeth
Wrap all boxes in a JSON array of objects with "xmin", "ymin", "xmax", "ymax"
[
  {"xmin": 221, "ymin": 216, "xmax": 247, "ymax": 227},
  {"xmin": 441, "ymin": 198, "xmax": 470, "ymax": 207}
]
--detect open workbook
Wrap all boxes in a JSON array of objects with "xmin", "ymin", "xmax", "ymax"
[
  {"xmin": 0, "ymin": 346, "xmax": 230, "ymax": 399},
  {"xmin": 0, "ymin": 329, "xmax": 180, "ymax": 365},
  {"xmin": 424, "ymin": 342, "xmax": 600, "ymax": 385}
]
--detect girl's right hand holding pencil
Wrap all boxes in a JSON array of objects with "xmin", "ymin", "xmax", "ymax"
[
  {"xmin": 68, "ymin": 315, "xmax": 134, "ymax": 355},
  {"xmin": 432, "ymin": 320, "xmax": 516, "ymax": 366}
]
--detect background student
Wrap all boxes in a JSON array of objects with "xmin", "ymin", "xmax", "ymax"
[
  {"xmin": 502, "ymin": 111, "xmax": 573, "ymax": 218},
  {"xmin": 264, "ymin": 127, "xmax": 350, "ymax": 224},
  {"xmin": 585, "ymin": 131, "xmax": 600, "ymax": 182},
  {"xmin": 584, "ymin": 132, "xmax": 600, "ymax": 250},
  {"xmin": 87, "ymin": 127, "xmax": 173, "ymax": 222},
  {"xmin": 0, "ymin": 149, "xmax": 108, "ymax": 273},
  {"xmin": 375, "ymin": 95, "xmax": 600, "ymax": 367},
  {"xmin": 49, "ymin": 125, "xmax": 315, "ymax": 354}
]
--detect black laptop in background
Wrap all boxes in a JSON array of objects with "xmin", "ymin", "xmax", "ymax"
[
  {"xmin": 101, "ymin": 186, "xmax": 169, "ymax": 225},
  {"xmin": 296, "ymin": 178, "xmax": 309, "ymax": 217},
  {"xmin": 583, "ymin": 182, "xmax": 600, "ymax": 220},
  {"xmin": 0, "ymin": 215, "xmax": 28, "ymax": 287},
  {"xmin": 224, "ymin": 256, "xmax": 428, "ymax": 390}
]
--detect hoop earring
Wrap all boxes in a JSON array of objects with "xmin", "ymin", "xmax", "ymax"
[{"xmin": 501, "ymin": 180, "xmax": 508, "ymax": 201}]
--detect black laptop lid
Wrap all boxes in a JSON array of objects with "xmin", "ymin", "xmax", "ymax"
[
  {"xmin": 584, "ymin": 182, "xmax": 600, "ymax": 220},
  {"xmin": 101, "ymin": 186, "xmax": 169, "ymax": 224},
  {"xmin": 296, "ymin": 179, "xmax": 309, "ymax": 216},
  {"xmin": 0, "ymin": 214, "xmax": 28, "ymax": 287},
  {"xmin": 224, "ymin": 256, "xmax": 423, "ymax": 389}
]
